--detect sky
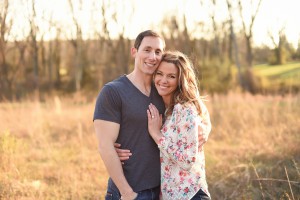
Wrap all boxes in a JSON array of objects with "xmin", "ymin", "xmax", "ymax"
[
  {"xmin": 7, "ymin": 0, "xmax": 300, "ymax": 48},
  {"xmin": 252, "ymin": 0, "xmax": 300, "ymax": 48},
  {"xmin": 130, "ymin": 0, "xmax": 300, "ymax": 48}
]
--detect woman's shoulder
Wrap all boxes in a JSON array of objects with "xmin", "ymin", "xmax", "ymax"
[{"xmin": 174, "ymin": 102, "xmax": 197, "ymax": 113}]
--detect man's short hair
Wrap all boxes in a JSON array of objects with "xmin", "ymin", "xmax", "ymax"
[{"xmin": 134, "ymin": 30, "xmax": 166, "ymax": 51}]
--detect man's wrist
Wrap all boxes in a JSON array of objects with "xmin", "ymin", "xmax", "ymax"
[{"xmin": 120, "ymin": 190, "xmax": 137, "ymax": 200}]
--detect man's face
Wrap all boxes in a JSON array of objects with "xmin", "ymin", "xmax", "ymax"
[{"xmin": 132, "ymin": 36, "xmax": 164, "ymax": 76}]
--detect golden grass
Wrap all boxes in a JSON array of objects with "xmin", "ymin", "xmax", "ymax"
[
  {"xmin": 0, "ymin": 93, "xmax": 299, "ymax": 199},
  {"xmin": 206, "ymin": 92, "xmax": 300, "ymax": 199},
  {"xmin": 0, "ymin": 96, "xmax": 108, "ymax": 199}
]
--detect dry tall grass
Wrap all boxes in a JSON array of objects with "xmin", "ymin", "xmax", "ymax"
[
  {"xmin": 206, "ymin": 92, "xmax": 300, "ymax": 199},
  {"xmin": 0, "ymin": 93, "xmax": 299, "ymax": 199}
]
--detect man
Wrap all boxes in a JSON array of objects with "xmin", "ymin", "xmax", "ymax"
[{"xmin": 93, "ymin": 30, "xmax": 166, "ymax": 200}]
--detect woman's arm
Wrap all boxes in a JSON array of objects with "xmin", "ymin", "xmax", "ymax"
[
  {"xmin": 159, "ymin": 104, "xmax": 199, "ymax": 170},
  {"xmin": 147, "ymin": 103, "xmax": 211, "ymax": 170},
  {"xmin": 198, "ymin": 101, "xmax": 212, "ymax": 150}
]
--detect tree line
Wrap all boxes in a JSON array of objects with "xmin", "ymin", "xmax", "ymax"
[{"xmin": 1, "ymin": 0, "xmax": 299, "ymax": 101}]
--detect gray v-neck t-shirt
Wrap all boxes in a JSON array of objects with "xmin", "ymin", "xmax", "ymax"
[{"xmin": 93, "ymin": 75, "xmax": 165, "ymax": 192}]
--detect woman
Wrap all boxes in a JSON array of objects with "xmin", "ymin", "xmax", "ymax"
[{"xmin": 147, "ymin": 51, "xmax": 211, "ymax": 200}]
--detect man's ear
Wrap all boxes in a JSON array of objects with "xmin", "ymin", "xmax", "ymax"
[{"xmin": 131, "ymin": 47, "xmax": 137, "ymax": 57}]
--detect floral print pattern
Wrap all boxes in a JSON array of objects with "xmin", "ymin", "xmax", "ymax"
[{"xmin": 158, "ymin": 102, "xmax": 211, "ymax": 200}]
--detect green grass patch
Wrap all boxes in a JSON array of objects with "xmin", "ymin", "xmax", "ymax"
[
  {"xmin": 253, "ymin": 62, "xmax": 300, "ymax": 91},
  {"xmin": 254, "ymin": 62, "xmax": 300, "ymax": 78}
]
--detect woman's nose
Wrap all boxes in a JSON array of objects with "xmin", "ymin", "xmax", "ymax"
[{"xmin": 161, "ymin": 76, "xmax": 168, "ymax": 83}]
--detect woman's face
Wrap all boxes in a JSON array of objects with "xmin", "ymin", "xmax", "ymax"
[{"xmin": 154, "ymin": 61, "xmax": 179, "ymax": 101}]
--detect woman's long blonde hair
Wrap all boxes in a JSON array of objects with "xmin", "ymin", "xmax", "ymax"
[{"xmin": 158, "ymin": 51, "xmax": 203, "ymax": 117}]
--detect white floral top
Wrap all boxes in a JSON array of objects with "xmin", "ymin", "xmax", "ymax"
[{"xmin": 158, "ymin": 101, "xmax": 211, "ymax": 200}]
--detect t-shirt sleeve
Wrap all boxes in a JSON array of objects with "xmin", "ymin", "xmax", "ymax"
[{"xmin": 93, "ymin": 84, "xmax": 121, "ymax": 124}]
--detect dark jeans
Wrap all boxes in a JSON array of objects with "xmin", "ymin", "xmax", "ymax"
[
  {"xmin": 105, "ymin": 180, "xmax": 160, "ymax": 200},
  {"xmin": 190, "ymin": 189, "xmax": 211, "ymax": 200}
]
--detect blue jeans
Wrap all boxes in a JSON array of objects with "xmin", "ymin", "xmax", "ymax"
[
  {"xmin": 105, "ymin": 180, "xmax": 160, "ymax": 200},
  {"xmin": 190, "ymin": 189, "xmax": 211, "ymax": 200}
]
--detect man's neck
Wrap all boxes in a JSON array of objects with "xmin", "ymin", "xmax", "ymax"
[{"xmin": 127, "ymin": 71, "xmax": 152, "ymax": 96}]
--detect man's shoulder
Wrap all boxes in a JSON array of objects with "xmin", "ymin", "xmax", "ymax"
[
  {"xmin": 105, "ymin": 75, "xmax": 125, "ymax": 84},
  {"xmin": 103, "ymin": 75, "xmax": 127, "ymax": 89}
]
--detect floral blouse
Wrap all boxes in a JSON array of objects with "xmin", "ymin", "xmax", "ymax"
[{"xmin": 158, "ymin": 101, "xmax": 211, "ymax": 200}]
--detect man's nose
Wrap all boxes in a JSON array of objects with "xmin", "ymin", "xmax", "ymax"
[{"xmin": 149, "ymin": 51, "xmax": 156, "ymax": 60}]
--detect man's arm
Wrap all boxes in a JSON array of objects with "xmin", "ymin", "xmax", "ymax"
[{"xmin": 94, "ymin": 120, "xmax": 137, "ymax": 200}]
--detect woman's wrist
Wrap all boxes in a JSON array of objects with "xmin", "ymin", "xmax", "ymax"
[{"xmin": 151, "ymin": 131, "xmax": 162, "ymax": 144}]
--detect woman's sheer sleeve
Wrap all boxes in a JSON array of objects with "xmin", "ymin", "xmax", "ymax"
[{"xmin": 158, "ymin": 104, "xmax": 199, "ymax": 170}]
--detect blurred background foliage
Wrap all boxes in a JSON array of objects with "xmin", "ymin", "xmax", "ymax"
[{"xmin": 1, "ymin": 0, "xmax": 300, "ymax": 101}]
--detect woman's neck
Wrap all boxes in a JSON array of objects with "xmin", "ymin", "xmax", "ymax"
[{"xmin": 162, "ymin": 96, "xmax": 171, "ymax": 108}]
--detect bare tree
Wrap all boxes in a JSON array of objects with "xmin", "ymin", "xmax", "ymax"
[
  {"xmin": 208, "ymin": 0, "xmax": 221, "ymax": 58},
  {"xmin": 68, "ymin": 0, "xmax": 86, "ymax": 91},
  {"xmin": 238, "ymin": 0, "xmax": 263, "ymax": 67},
  {"xmin": 44, "ymin": 12, "xmax": 63, "ymax": 90},
  {"xmin": 53, "ymin": 30, "xmax": 62, "ymax": 88},
  {"xmin": 268, "ymin": 26, "xmax": 287, "ymax": 65},
  {"xmin": 91, "ymin": 0, "xmax": 133, "ymax": 85},
  {"xmin": 26, "ymin": 0, "xmax": 40, "ymax": 94},
  {"xmin": 113, "ymin": 1, "xmax": 134, "ymax": 76},
  {"xmin": 181, "ymin": 15, "xmax": 193, "ymax": 55},
  {"xmin": 14, "ymin": 39, "xmax": 28, "ymax": 85},
  {"xmin": 164, "ymin": 15, "xmax": 180, "ymax": 49},
  {"xmin": 161, "ymin": 14, "xmax": 190, "ymax": 52},
  {"xmin": 0, "ymin": 0, "xmax": 12, "ymax": 97},
  {"xmin": 226, "ymin": 0, "xmax": 243, "ymax": 89},
  {"xmin": 90, "ymin": 0, "xmax": 113, "ymax": 87}
]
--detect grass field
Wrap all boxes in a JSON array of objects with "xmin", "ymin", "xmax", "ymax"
[
  {"xmin": 0, "ymin": 93, "xmax": 300, "ymax": 199},
  {"xmin": 253, "ymin": 62, "xmax": 300, "ymax": 92}
]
